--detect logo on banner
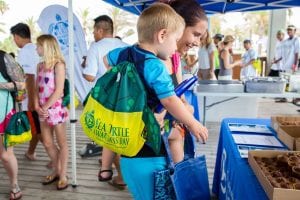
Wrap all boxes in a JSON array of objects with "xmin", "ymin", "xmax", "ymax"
[
  {"xmin": 48, "ymin": 14, "xmax": 78, "ymax": 54},
  {"xmin": 220, "ymin": 148, "xmax": 234, "ymax": 200}
]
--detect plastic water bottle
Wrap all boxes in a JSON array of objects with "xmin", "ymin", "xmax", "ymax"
[{"xmin": 155, "ymin": 75, "xmax": 198, "ymax": 113}]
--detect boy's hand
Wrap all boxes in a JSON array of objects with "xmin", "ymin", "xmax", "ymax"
[
  {"xmin": 187, "ymin": 120, "xmax": 208, "ymax": 143},
  {"xmin": 154, "ymin": 110, "xmax": 167, "ymax": 128}
]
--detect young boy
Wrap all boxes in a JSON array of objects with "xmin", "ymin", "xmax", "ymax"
[{"xmin": 104, "ymin": 3, "xmax": 208, "ymax": 199}]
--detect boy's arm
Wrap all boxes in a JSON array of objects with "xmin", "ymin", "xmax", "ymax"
[{"xmin": 160, "ymin": 95, "xmax": 208, "ymax": 143}]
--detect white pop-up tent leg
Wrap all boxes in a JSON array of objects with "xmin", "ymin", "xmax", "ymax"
[{"xmin": 68, "ymin": 0, "xmax": 77, "ymax": 187}]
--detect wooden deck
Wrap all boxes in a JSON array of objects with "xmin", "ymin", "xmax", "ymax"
[{"xmin": 1, "ymin": 98, "xmax": 299, "ymax": 199}]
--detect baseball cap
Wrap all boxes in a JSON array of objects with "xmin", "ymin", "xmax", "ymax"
[
  {"xmin": 287, "ymin": 25, "xmax": 296, "ymax": 30},
  {"xmin": 243, "ymin": 39, "xmax": 251, "ymax": 44},
  {"xmin": 277, "ymin": 29, "xmax": 285, "ymax": 34},
  {"xmin": 213, "ymin": 33, "xmax": 224, "ymax": 40}
]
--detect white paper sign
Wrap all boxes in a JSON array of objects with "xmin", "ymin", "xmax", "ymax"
[
  {"xmin": 228, "ymin": 123, "xmax": 273, "ymax": 134},
  {"xmin": 232, "ymin": 134, "xmax": 283, "ymax": 147}
]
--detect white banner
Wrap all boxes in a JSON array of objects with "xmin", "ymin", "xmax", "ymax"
[{"xmin": 38, "ymin": 4, "xmax": 92, "ymax": 102}]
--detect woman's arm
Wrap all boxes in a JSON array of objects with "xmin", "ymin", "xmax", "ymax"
[
  {"xmin": 34, "ymin": 64, "xmax": 40, "ymax": 110},
  {"xmin": 209, "ymin": 50, "xmax": 215, "ymax": 72},
  {"xmin": 0, "ymin": 82, "xmax": 25, "ymax": 91},
  {"xmin": 34, "ymin": 64, "xmax": 47, "ymax": 118},
  {"xmin": 41, "ymin": 62, "xmax": 65, "ymax": 110},
  {"xmin": 222, "ymin": 50, "xmax": 240, "ymax": 69}
]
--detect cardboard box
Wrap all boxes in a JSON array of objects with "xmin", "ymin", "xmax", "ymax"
[
  {"xmin": 271, "ymin": 115, "xmax": 300, "ymax": 132},
  {"xmin": 277, "ymin": 126, "xmax": 300, "ymax": 150},
  {"xmin": 248, "ymin": 150, "xmax": 300, "ymax": 200}
]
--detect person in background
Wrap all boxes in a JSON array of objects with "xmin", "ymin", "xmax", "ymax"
[
  {"xmin": 104, "ymin": 1, "xmax": 208, "ymax": 199},
  {"xmin": 82, "ymin": 15, "xmax": 127, "ymax": 84},
  {"xmin": 218, "ymin": 35, "xmax": 240, "ymax": 80},
  {"xmin": 269, "ymin": 29, "xmax": 285, "ymax": 77},
  {"xmin": 240, "ymin": 39, "xmax": 258, "ymax": 80},
  {"xmin": 0, "ymin": 50, "xmax": 25, "ymax": 200},
  {"xmin": 10, "ymin": 23, "xmax": 42, "ymax": 162},
  {"xmin": 181, "ymin": 51, "xmax": 198, "ymax": 77},
  {"xmin": 282, "ymin": 25, "xmax": 300, "ymax": 105},
  {"xmin": 282, "ymin": 25, "xmax": 299, "ymax": 73},
  {"xmin": 197, "ymin": 31, "xmax": 216, "ymax": 80},
  {"xmin": 212, "ymin": 33, "xmax": 224, "ymax": 78},
  {"xmin": 82, "ymin": 15, "xmax": 128, "ymax": 189},
  {"xmin": 34, "ymin": 35, "xmax": 69, "ymax": 190}
]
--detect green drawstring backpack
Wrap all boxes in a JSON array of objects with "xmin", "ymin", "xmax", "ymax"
[
  {"xmin": 0, "ymin": 50, "xmax": 31, "ymax": 149},
  {"xmin": 80, "ymin": 54, "xmax": 161, "ymax": 157}
]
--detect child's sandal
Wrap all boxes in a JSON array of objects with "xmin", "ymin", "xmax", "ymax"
[
  {"xmin": 10, "ymin": 184, "xmax": 22, "ymax": 200},
  {"xmin": 57, "ymin": 176, "xmax": 69, "ymax": 190},
  {"xmin": 42, "ymin": 174, "xmax": 59, "ymax": 185}
]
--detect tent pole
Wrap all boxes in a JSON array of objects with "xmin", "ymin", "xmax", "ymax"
[{"xmin": 68, "ymin": 0, "xmax": 77, "ymax": 187}]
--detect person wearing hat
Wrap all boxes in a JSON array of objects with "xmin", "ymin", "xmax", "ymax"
[
  {"xmin": 281, "ymin": 25, "xmax": 299, "ymax": 72},
  {"xmin": 212, "ymin": 33, "xmax": 224, "ymax": 78},
  {"xmin": 218, "ymin": 35, "xmax": 240, "ymax": 80},
  {"xmin": 269, "ymin": 29, "xmax": 285, "ymax": 77},
  {"xmin": 283, "ymin": 25, "xmax": 300, "ymax": 106},
  {"xmin": 240, "ymin": 39, "xmax": 258, "ymax": 80}
]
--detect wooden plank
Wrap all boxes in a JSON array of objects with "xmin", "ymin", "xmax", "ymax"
[{"xmin": 1, "ymin": 99, "xmax": 297, "ymax": 199}]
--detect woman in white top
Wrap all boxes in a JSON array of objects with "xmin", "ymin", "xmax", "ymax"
[
  {"xmin": 197, "ymin": 31, "xmax": 216, "ymax": 80},
  {"xmin": 269, "ymin": 29, "xmax": 285, "ymax": 77}
]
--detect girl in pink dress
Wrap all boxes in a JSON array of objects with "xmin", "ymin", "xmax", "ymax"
[{"xmin": 34, "ymin": 34, "xmax": 69, "ymax": 190}]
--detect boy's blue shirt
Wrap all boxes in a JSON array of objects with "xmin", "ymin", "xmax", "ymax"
[{"xmin": 107, "ymin": 45, "xmax": 175, "ymax": 100}]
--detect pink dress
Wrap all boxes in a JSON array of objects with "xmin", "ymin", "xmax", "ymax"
[{"xmin": 38, "ymin": 63, "xmax": 68, "ymax": 126}]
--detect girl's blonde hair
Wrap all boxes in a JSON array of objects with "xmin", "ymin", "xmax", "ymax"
[
  {"xmin": 36, "ymin": 34, "xmax": 65, "ymax": 69},
  {"xmin": 200, "ymin": 31, "xmax": 212, "ymax": 49},
  {"xmin": 137, "ymin": 3, "xmax": 185, "ymax": 43}
]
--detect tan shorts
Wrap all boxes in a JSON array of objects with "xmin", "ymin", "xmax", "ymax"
[{"xmin": 197, "ymin": 69, "xmax": 216, "ymax": 80}]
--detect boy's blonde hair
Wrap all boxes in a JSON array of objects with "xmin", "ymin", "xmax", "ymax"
[
  {"xmin": 137, "ymin": 3, "xmax": 185, "ymax": 43},
  {"xmin": 36, "ymin": 34, "xmax": 65, "ymax": 69}
]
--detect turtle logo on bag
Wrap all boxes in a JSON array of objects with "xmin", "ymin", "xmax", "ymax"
[{"xmin": 84, "ymin": 110, "xmax": 95, "ymax": 129}]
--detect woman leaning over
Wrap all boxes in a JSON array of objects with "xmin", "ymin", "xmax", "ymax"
[
  {"xmin": 0, "ymin": 50, "xmax": 25, "ymax": 200},
  {"xmin": 218, "ymin": 35, "xmax": 240, "ymax": 80}
]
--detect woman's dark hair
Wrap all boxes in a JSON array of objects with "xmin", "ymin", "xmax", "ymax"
[
  {"xmin": 0, "ymin": 50, "xmax": 11, "ymax": 82},
  {"xmin": 0, "ymin": 50, "xmax": 16, "ymax": 101},
  {"xmin": 169, "ymin": 0, "xmax": 208, "ymax": 27}
]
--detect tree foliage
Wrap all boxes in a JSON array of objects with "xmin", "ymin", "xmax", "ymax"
[
  {"xmin": 0, "ymin": 0, "xmax": 9, "ymax": 15},
  {"xmin": 108, "ymin": 7, "xmax": 137, "ymax": 39},
  {"xmin": 78, "ymin": 8, "xmax": 93, "ymax": 37},
  {"xmin": 0, "ymin": 36, "xmax": 17, "ymax": 53},
  {"xmin": 0, "ymin": 0, "xmax": 8, "ymax": 34},
  {"xmin": 25, "ymin": 16, "xmax": 42, "ymax": 42}
]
